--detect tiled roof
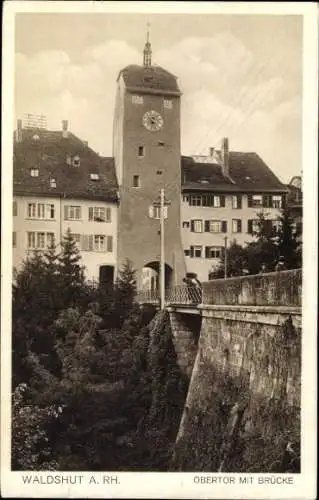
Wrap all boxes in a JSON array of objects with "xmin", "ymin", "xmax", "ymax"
[
  {"xmin": 181, "ymin": 153, "xmax": 287, "ymax": 193},
  {"xmin": 13, "ymin": 129, "xmax": 118, "ymax": 202},
  {"xmin": 119, "ymin": 65, "xmax": 180, "ymax": 94}
]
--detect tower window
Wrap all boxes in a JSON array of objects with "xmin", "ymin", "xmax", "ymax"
[
  {"xmin": 132, "ymin": 95, "xmax": 143, "ymax": 104},
  {"xmin": 90, "ymin": 173, "xmax": 100, "ymax": 181},
  {"xmin": 133, "ymin": 175, "xmax": 140, "ymax": 188},
  {"xmin": 72, "ymin": 156, "xmax": 80, "ymax": 167},
  {"xmin": 163, "ymin": 99, "xmax": 173, "ymax": 109},
  {"xmin": 138, "ymin": 146, "xmax": 145, "ymax": 157}
]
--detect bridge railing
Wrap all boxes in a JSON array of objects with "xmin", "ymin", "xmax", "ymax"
[
  {"xmin": 136, "ymin": 285, "xmax": 202, "ymax": 306},
  {"xmin": 136, "ymin": 269, "xmax": 302, "ymax": 308},
  {"xmin": 202, "ymin": 268, "xmax": 302, "ymax": 307}
]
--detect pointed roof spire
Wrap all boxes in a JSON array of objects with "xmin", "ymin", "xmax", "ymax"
[{"xmin": 143, "ymin": 22, "xmax": 152, "ymax": 67}]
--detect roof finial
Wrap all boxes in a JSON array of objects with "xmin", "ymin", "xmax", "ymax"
[{"xmin": 143, "ymin": 22, "xmax": 152, "ymax": 67}]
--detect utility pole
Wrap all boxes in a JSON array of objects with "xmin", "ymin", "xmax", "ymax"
[
  {"xmin": 160, "ymin": 188, "xmax": 165, "ymax": 310},
  {"xmin": 224, "ymin": 236, "xmax": 228, "ymax": 279}
]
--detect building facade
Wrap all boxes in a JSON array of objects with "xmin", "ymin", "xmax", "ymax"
[
  {"xmin": 286, "ymin": 175, "xmax": 302, "ymax": 243},
  {"xmin": 13, "ymin": 121, "xmax": 118, "ymax": 284}
]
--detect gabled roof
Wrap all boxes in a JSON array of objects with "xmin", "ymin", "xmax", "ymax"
[
  {"xmin": 119, "ymin": 64, "xmax": 180, "ymax": 95},
  {"xmin": 181, "ymin": 152, "xmax": 287, "ymax": 193},
  {"xmin": 13, "ymin": 129, "xmax": 118, "ymax": 202}
]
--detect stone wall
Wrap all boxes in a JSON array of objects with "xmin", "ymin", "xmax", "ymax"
[
  {"xmin": 168, "ymin": 311, "xmax": 201, "ymax": 378},
  {"xmin": 170, "ymin": 270, "xmax": 301, "ymax": 472},
  {"xmin": 202, "ymin": 268, "xmax": 301, "ymax": 307}
]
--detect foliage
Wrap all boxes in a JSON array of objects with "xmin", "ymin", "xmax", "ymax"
[
  {"xmin": 12, "ymin": 383, "xmax": 61, "ymax": 470},
  {"xmin": 276, "ymin": 206, "xmax": 302, "ymax": 269},
  {"xmin": 210, "ymin": 209, "xmax": 301, "ymax": 278}
]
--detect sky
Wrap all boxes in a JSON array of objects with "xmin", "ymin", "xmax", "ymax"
[{"xmin": 14, "ymin": 12, "xmax": 303, "ymax": 183}]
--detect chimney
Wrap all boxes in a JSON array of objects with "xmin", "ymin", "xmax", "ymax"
[
  {"xmin": 16, "ymin": 119, "xmax": 23, "ymax": 142},
  {"xmin": 221, "ymin": 137, "xmax": 229, "ymax": 177},
  {"xmin": 62, "ymin": 120, "xmax": 68, "ymax": 138},
  {"xmin": 209, "ymin": 147, "xmax": 214, "ymax": 157}
]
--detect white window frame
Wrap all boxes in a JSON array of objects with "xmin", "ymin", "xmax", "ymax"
[
  {"xmin": 272, "ymin": 195, "xmax": 282, "ymax": 209},
  {"xmin": 46, "ymin": 232, "xmax": 55, "ymax": 247},
  {"xmin": 232, "ymin": 196, "xmax": 238, "ymax": 209},
  {"xmin": 65, "ymin": 205, "xmax": 81, "ymax": 221},
  {"xmin": 232, "ymin": 219, "xmax": 241, "ymax": 233},
  {"xmin": 193, "ymin": 246, "xmax": 202, "ymax": 258},
  {"xmin": 190, "ymin": 195, "xmax": 202, "ymax": 206},
  {"xmin": 252, "ymin": 195, "xmax": 263, "ymax": 207},
  {"xmin": 27, "ymin": 232, "xmax": 36, "ymax": 249},
  {"xmin": 207, "ymin": 246, "xmax": 222, "ymax": 259},
  {"xmin": 30, "ymin": 168, "xmax": 39, "ymax": 177},
  {"xmin": 213, "ymin": 195, "xmax": 221, "ymax": 208},
  {"xmin": 193, "ymin": 220, "xmax": 203, "ymax": 233},
  {"xmin": 163, "ymin": 99, "xmax": 173, "ymax": 109},
  {"xmin": 27, "ymin": 203, "xmax": 36, "ymax": 218},
  {"xmin": 50, "ymin": 178, "xmax": 56, "ymax": 188},
  {"xmin": 209, "ymin": 220, "xmax": 222, "ymax": 233},
  {"xmin": 94, "ymin": 235, "xmax": 106, "ymax": 252},
  {"xmin": 37, "ymin": 232, "xmax": 45, "ymax": 249},
  {"xmin": 132, "ymin": 95, "xmax": 144, "ymax": 104}
]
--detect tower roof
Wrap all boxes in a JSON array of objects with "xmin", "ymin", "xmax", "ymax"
[{"xmin": 119, "ymin": 64, "xmax": 181, "ymax": 94}]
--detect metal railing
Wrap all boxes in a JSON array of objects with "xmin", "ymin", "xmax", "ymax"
[{"xmin": 136, "ymin": 285, "xmax": 202, "ymax": 306}]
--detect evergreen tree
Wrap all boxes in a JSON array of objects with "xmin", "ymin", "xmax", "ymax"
[
  {"xmin": 246, "ymin": 211, "xmax": 279, "ymax": 273},
  {"xmin": 276, "ymin": 206, "xmax": 302, "ymax": 269},
  {"xmin": 112, "ymin": 259, "xmax": 137, "ymax": 328},
  {"xmin": 58, "ymin": 229, "xmax": 86, "ymax": 309}
]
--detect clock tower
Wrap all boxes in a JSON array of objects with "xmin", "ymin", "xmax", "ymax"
[{"xmin": 113, "ymin": 31, "xmax": 186, "ymax": 289}]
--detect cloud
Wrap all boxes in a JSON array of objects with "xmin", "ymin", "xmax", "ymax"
[{"xmin": 14, "ymin": 30, "xmax": 301, "ymax": 182}]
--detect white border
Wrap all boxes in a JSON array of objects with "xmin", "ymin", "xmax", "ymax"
[{"xmin": 1, "ymin": 2, "xmax": 318, "ymax": 499}]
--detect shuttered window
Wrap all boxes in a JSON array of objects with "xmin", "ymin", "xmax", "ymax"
[
  {"xmin": 190, "ymin": 220, "xmax": 203, "ymax": 233},
  {"xmin": 232, "ymin": 219, "xmax": 242, "ymax": 233},
  {"xmin": 190, "ymin": 246, "xmax": 202, "ymax": 258},
  {"xmin": 107, "ymin": 235, "xmax": 113, "ymax": 252},
  {"xmin": 88, "ymin": 207, "xmax": 111, "ymax": 222},
  {"xmin": 13, "ymin": 201, "xmax": 17, "ymax": 216},
  {"xmin": 232, "ymin": 195, "xmax": 242, "ymax": 209},
  {"xmin": 205, "ymin": 246, "xmax": 222, "ymax": 259},
  {"xmin": 64, "ymin": 205, "xmax": 81, "ymax": 220}
]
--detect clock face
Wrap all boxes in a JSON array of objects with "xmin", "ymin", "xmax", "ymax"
[{"xmin": 142, "ymin": 110, "xmax": 164, "ymax": 132}]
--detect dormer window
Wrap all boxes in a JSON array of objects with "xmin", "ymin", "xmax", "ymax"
[
  {"xmin": 50, "ymin": 177, "xmax": 56, "ymax": 188},
  {"xmin": 72, "ymin": 156, "xmax": 80, "ymax": 167},
  {"xmin": 90, "ymin": 173, "xmax": 100, "ymax": 181},
  {"xmin": 30, "ymin": 168, "xmax": 39, "ymax": 177}
]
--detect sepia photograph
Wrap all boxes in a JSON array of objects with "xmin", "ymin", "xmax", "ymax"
[{"xmin": 1, "ymin": 1, "xmax": 317, "ymax": 499}]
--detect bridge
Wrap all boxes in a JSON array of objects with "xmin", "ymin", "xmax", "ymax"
[
  {"xmin": 141, "ymin": 268, "xmax": 302, "ymax": 471},
  {"xmin": 136, "ymin": 268, "xmax": 301, "ymax": 310}
]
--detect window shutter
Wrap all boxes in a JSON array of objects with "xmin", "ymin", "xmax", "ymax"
[
  {"xmin": 204, "ymin": 220, "xmax": 210, "ymax": 232},
  {"xmin": 190, "ymin": 220, "xmax": 195, "ymax": 232},
  {"xmin": 205, "ymin": 246, "xmax": 210, "ymax": 258},
  {"xmin": 81, "ymin": 234, "xmax": 88, "ymax": 251},
  {"xmin": 248, "ymin": 220, "xmax": 253, "ymax": 234},
  {"xmin": 106, "ymin": 207, "xmax": 111, "ymax": 222},
  {"xmin": 247, "ymin": 195, "xmax": 253, "ymax": 208},
  {"xmin": 88, "ymin": 207, "xmax": 93, "ymax": 221},
  {"xmin": 237, "ymin": 196, "xmax": 242, "ymax": 209},
  {"xmin": 64, "ymin": 206, "xmax": 68, "ymax": 220},
  {"xmin": 107, "ymin": 235, "xmax": 113, "ymax": 252},
  {"xmin": 88, "ymin": 235, "xmax": 93, "ymax": 251},
  {"xmin": 190, "ymin": 246, "xmax": 194, "ymax": 258},
  {"xmin": 238, "ymin": 220, "xmax": 242, "ymax": 233},
  {"xmin": 148, "ymin": 206, "xmax": 154, "ymax": 218},
  {"xmin": 222, "ymin": 221, "xmax": 227, "ymax": 233},
  {"xmin": 220, "ymin": 195, "xmax": 225, "ymax": 207}
]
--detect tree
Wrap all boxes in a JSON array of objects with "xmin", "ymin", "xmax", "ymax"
[
  {"xmin": 246, "ymin": 211, "xmax": 279, "ymax": 273},
  {"xmin": 112, "ymin": 259, "xmax": 138, "ymax": 328},
  {"xmin": 209, "ymin": 240, "xmax": 249, "ymax": 279},
  {"xmin": 58, "ymin": 229, "xmax": 86, "ymax": 309},
  {"xmin": 276, "ymin": 206, "xmax": 302, "ymax": 269}
]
